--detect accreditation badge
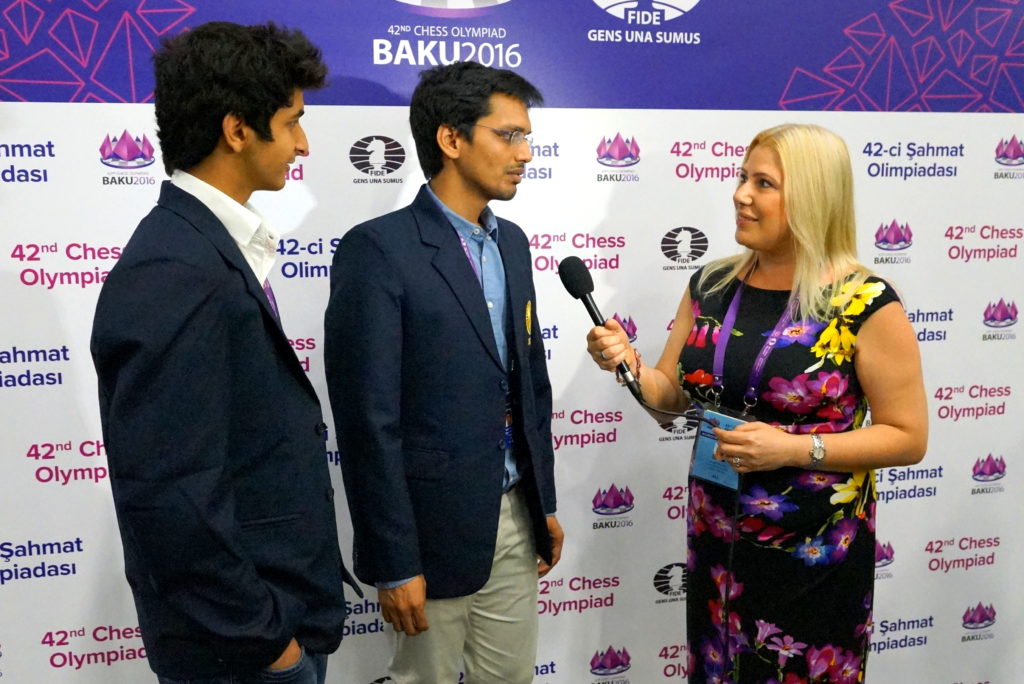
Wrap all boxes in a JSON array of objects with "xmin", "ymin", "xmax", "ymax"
[{"xmin": 690, "ymin": 405, "xmax": 747, "ymax": 490}]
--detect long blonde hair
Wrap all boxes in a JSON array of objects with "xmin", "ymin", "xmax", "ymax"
[{"xmin": 699, "ymin": 123, "xmax": 871, "ymax": 321}]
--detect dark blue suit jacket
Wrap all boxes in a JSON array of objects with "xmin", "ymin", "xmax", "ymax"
[
  {"xmin": 91, "ymin": 182, "xmax": 357, "ymax": 679},
  {"xmin": 324, "ymin": 186, "xmax": 557, "ymax": 599}
]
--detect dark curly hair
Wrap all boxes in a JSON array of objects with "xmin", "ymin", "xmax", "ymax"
[
  {"xmin": 409, "ymin": 61, "xmax": 543, "ymax": 179},
  {"xmin": 153, "ymin": 22, "xmax": 327, "ymax": 175}
]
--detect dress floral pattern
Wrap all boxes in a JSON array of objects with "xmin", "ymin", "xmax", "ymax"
[{"xmin": 680, "ymin": 268, "xmax": 898, "ymax": 684}]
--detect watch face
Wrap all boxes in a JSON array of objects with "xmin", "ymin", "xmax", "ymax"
[{"xmin": 809, "ymin": 435, "xmax": 825, "ymax": 466}]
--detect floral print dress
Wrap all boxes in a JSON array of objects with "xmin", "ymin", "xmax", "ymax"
[{"xmin": 680, "ymin": 268, "xmax": 899, "ymax": 684}]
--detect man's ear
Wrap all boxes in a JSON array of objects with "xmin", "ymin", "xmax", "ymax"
[
  {"xmin": 436, "ymin": 124, "xmax": 462, "ymax": 162},
  {"xmin": 221, "ymin": 113, "xmax": 250, "ymax": 153}
]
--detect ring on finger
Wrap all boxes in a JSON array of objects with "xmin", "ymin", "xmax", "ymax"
[
  {"xmin": 599, "ymin": 350, "xmax": 607, "ymax": 360},
  {"xmin": 732, "ymin": 456, "xmax": 741, "ymax": 467}
]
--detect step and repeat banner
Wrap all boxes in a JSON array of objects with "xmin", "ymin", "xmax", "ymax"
[{"xmin": 1, "ymin": 1, "xmax": 1022, "ymax": 683}]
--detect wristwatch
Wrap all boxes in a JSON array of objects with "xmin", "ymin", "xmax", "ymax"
[{"xmin": 808, "ymin": 433, "xmax": 826, "ymax": 469}]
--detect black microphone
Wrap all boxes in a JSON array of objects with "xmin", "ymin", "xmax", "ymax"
[{"xmin": 557, "ymin": 256, "xmax": 644, "ymax": 403}]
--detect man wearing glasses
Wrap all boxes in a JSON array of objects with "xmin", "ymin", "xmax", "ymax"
[{"xmin": 324, "ymin": 62, "xmax": 563, "ymax": 683}]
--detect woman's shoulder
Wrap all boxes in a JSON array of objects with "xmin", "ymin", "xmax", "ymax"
[
  {"xmin": 835, "ymin": 272, "xmax": 902, "ymax": 321},
  {"xmin": 690, "ymin": 258, "xmax": 741, "ymax": 296}
]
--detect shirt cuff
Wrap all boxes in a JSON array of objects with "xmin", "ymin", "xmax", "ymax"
[{"xmin": 376, "ymin": 577, "xmax": 415, "ymax": 590}]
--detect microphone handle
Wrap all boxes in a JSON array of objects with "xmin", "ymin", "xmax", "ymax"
[{"xmin": 582, "ymin": 294, "xmax": 644, "ymax": 402}]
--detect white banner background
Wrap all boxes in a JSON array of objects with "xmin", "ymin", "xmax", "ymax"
[{"xmin": 1, "ymin": 102, "xmax": 1020, "ymax": 683}]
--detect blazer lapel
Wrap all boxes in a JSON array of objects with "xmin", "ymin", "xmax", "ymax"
[
  {"xmin": 412, "ymin": 188, "xmax": 504, "ymax": 370},
  {"xmin": 498, "ymin": 222, "xmax": 528, "ymax": 364},
  {"xmin": 157, "ymin": 183, "xmax": 315, "ymax": 392},
  {"xmin": 159, "ymin": 183, "xmax": 283, "ymax": 332}
]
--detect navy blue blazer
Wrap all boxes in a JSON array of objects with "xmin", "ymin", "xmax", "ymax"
[
  {"xmin": 324, "ymin": 186, "xmax": 557, "ymax": 599},
  {"xmin": 91, "ymin": 182, "xmax": 357, "ymax": 679}
]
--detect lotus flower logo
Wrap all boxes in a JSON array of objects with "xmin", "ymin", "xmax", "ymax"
[
  {"xmin": 597, "ymin": 133, "xmax": 640, "ymax": 167},
  {"xmin": 962, "ymin": 603, "xmax": 996, "ymax": 629},
  {"xmin": 995, "ymin": 135, "xmax": 1024, "ymax": 166},
  {"xmin": 972, "ymin": 454, "xmax": 1007, "ymax": 482},
  {"xmin": 874, "ymin": 220, "xmax": 913, "ymax": 251},
  {"xmin": 590, "ymin": 645, "xmax": 631, "ymax": 675},
  {"xmin": 100, "ymin": 130, "xmax": 156, "ymax": 169},
  {"xmin": 875, "ymin": 541, "xmax": 895, "ymax": 568},
  {"xmin": 983, "ymin": 299, "xmax": 1018, "ymax": 328},
  {"xmin": 592, "ymin": 484, "xmax": 635, "ymax": 515},
  {"xmin": 613, "ymin": 313, "xmax": 638, "ymax": 342}
]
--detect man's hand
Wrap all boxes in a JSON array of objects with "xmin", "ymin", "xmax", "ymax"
[
  {"xmin": 379, "ymin": 575, "xmax": 429, "ymax": 636},
  {"xmin": 538, "ymin": 515, "xmax": 564, "ymax": 577},
  {"xmin": 267, "ymin": 638, "xmax": 302, "ymax": 671}
]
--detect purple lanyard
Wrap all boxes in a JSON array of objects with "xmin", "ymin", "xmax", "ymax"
[
  {"xmin": 455, "ymin": 231, "xmax": 482, "ymax": 284},
  {"xmin": 711, "ymin": 270, "xmax": 795, "ymax": 413}
]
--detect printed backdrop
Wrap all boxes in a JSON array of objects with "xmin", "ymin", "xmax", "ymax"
[{"xmin": 1, "ymin": 1, "xmax": 1021, "ymax": 682}]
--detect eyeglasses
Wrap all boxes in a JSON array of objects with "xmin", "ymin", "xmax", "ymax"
[{"xmin": 473, "ymin": 124, "xmax": 533, "ymax": 146}]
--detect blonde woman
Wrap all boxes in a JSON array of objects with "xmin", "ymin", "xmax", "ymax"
[{"xmin": 587, "ymin": 124, "xmax": 927, "ymax": 683}]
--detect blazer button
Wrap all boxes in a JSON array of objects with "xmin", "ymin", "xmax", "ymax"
[
  {"xmin": 499, "ymin": 380, "xmax": 509, "ymax": 392},
  {"xmin": 315, "ymin": 422, "xmax": 328, "ymax": 439},
  {"xmin": 325, "ymin": 487, "xmax": 334, "ymax": 502}
]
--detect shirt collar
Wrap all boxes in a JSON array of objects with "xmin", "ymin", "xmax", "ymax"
[
  {"xmin": 171, "ymin": 170, "xmax": 279, "ymax": 282},
  {"xmin": 424, "ymin": 183, "xmax": 499, "ymax": 242}
]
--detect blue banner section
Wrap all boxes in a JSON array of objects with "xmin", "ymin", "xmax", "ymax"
[{"xmin": 1, "ymin": 0, "xmax": 1022, "ymax": 111}]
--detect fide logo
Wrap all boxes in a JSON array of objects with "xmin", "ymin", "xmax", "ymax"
[
  {"xmin": 661, "ymin": 226, "xmax": 709, "ymax": 266},
  {"xmin": 349, "ymin": 136, "xmax": 406, "ymax": 176},
  {"xmin": 592, "ymin": 0, "xmax": 702, "ymax": 23},
  {"xmin": 653, "ymin": 562, "xmax": 686, "ymax": 602}
]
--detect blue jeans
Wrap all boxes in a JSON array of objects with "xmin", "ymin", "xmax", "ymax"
[{"xmin": 157, "ymin": 650, "xmax": 327, "ymax": 684}]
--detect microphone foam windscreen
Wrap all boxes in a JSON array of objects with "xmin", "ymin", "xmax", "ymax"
[{"xmin": 557, "ymin": 256, "xmax": 594, "ymax": 299}]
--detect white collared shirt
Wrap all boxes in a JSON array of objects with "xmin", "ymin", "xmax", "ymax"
[{"xmin": 170, "ymin": 170, "xmax": 279, "ymax": 284}]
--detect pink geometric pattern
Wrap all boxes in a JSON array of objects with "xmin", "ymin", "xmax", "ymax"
[
  {"xmin": 0, "ymin": 47, "xmax": 83, "ymax": 100},
  {"xmin": 844, "ymin": 14, "xmax": 888, "ymax": 54},
  {"xmin": 937, "ymin": 0, "xmax": 977, "ymax": 30},
  {"xmin": 975, "ymin": 7, "xmax": 1012, "ymax": 44},
  {"xmin": 137, "ymin": 0, "xmax": 195, "ymax": 36},
  {"xmin": 971, "ymin": 53, "xmax": 998, "ymax": 82},
  {"xmin": 824, "ymin": 47, "xmax": 866, "ymax": 86},
  {"xmin": 835, "ymin": 93, "xmax": 868, "ymax": 110},
  {"xmin": 0, "ymin": 0, "xmax": 196, "ymax": 102},
  {"xmin": 782, "ymin": 2, "xmax": 1024, "ymax": 111},
  {"xmin": 1008, "ymin": 16, "xmax": 1024, "ymax": 55},
  {"xmin": 890, "ymin": 0, "xmax": 934, "ymax": 37},
  {"xmin": 921, "ymin": 68, "xmax": 984, "ymax": 109},
  {"xmin": 779, "ymin": 68, "xmax": 845, "ymax": 110},
  {"xmin": 990, "ymin": 62, "xmax": 1024, "ymax": 110},
  {"xmin": 3, "ymin": 0, "xmax": 45, "ymax": 44},
  {"xmin": 860, "ymin": 37, "xmax": 918, "ymax": 109},
  {"xmin": 912, "ymin": 36, "xmax": 946, "ymax": 82},
  {"xmin": 90, "ymin": 12, "xmax": 156, "ymax": 102},
  {"xmin": 48, "ymin": 9, "xmax": 99, "ymax": 67},
  {"xmin": 948, "ymin": 28, "xmax": 976, "ymax": 65}
]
